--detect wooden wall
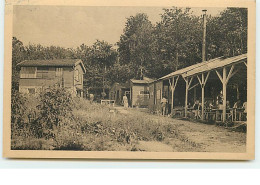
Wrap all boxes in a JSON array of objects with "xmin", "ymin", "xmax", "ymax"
[{"xmin": 130, "ymin": 83, "xmax": 150, "ymax": 107}]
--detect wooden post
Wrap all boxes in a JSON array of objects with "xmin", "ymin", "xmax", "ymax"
[
  {"xmin": 184, "ymin": 77, "xmax": 193, "ymax": 117},
  {"xmin": 161, "ymin": 81, "xmax": 163, "ymax": 99},
  {"xmin": 215, "ymin": 65, "xmax": 238, "ymax": 122},
  {"xmin": 201, "ymin": 73, "xmax": 205, "ymax": 120},
  {"xmin": 169, "ymin": 76, "xmax": 179, "ymax": 114},
  {"xmin": 197, "ymin": 71, "xmax": 210, "ymax": 121},
  {"xmin": 130, "ymin": 87, "xmax": 132, "ymax": 107},
  {"xmin": 171, "ymin": 78, "xmax": 174, "ymax": 112},
  {"xmin": 185, "ymin": 80, "xmax": 189, "ymax": 118}
]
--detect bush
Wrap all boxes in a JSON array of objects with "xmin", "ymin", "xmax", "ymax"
[
  {"xmin": 36, "ymin": 85, "xmax": 74, "ymax": 138},
  {"xmin": 11, "ymin": 89, "xmax": 28, "ymax": 129}
]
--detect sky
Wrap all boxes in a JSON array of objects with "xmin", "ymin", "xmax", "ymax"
[{"xmin": 13, "ymin": 6, "xmax": 226, "ymax": 48}]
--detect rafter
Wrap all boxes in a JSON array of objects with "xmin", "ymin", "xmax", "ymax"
[
  {"xmin": 204, "ymin": 71, "xmax": 210, "ymax": 85},
  {"xmin": 188, "ymin": 83, "xmax": 199, "ymax": 91},
  {"xmin": 188, "ymin": 76, "xmax": 193, "ymax": 88},
  {"xmin": 197, "ymin": 75, "xmax": 202, "ymax": 85},
  {"xmin": 174, "ymin": 76, "xmax": 179, "ymax": 90},
  {"xmin": 226, "ymin": 65, "xmax": 234, "ymax": 82},
  {"xmin": 215, "ymin": 69, "xmax": 223, "ymax": 84}
]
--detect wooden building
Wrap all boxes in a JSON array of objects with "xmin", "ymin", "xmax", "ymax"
[
  {"xmin": 130, "ymin": 77, "xmax": 154, "ymax": 107},
  {"xmin": 149, "ymin": 54, "xmax": 247, "ymax": 122},
  {"xmin": 17, "ymin": 59, "xmax": 86, "ymax": 97},
  {"xmin": 109, "ymin": 82, "xmax": 130, "ymax": 105}
]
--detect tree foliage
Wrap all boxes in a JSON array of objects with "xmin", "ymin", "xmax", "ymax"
[
  {"xmin": 206, "ymin": 8, "xmax": 247, "ymax": 59},
  {"xmin": 118, "ymin": 13, "xmax": 154, "ymax": 79},
  {"xmin": 12, "ymin": 7, "xmax": 248, "ymax": 91}
]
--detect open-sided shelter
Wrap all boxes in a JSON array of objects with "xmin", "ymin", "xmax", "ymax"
[{"xmin": 149, "ymin": 54, "xmax": 247, "ymax": 122}]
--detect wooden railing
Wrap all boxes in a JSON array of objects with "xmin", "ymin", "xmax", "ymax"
[{"xmin": 101, "ymin": 100, "xmax": 115, "ymax": 107}]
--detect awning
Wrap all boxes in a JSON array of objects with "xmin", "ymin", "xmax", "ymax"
[
  {"xmin": 182, "ymin": 54, "xmax": 247, "ymax": 78},
  {"xmin": 158, "ymin": 53, "xmax": 247, "ymax": 80}
]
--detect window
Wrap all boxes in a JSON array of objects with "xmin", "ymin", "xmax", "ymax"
[
  {"xmin": 20, "ymin": 67, "xmax": 36, "ymax": 78},
  {"xmin": 139, "ymin": 91, "xmax": 150, "ymax": 95},
  {"xmin": 75, "ymin": 69, "xmax": 79, "ymax": 81},
  {"xmin": 56, "ymin": 68, "xmax": 63, "ymax": 77},
  {"xmin": 37, "ymin": 67, "xmax": 48, "ymax": 78},
  {"xmin": 28, "ymin": 88, "xmax": 35, "ymax": 94}
]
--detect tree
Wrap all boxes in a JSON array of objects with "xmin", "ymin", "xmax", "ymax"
[
  {"xmin": 118, "ymin": 13, "xmax": 155, "ymax": 79},
  {"xmin": 153, "ymin": 7, "xmax": 202, "ymax": 73},
  {"xmin": 12, "ymin": 37, "xmax": 26, "ymax": 89},
  {"xmin": 76, "ymin": 40, "xmax": 118, "ymax": 93},
  {"xmin": 206, "ymin": 8, "xmax": 247, "ymax": 58}
]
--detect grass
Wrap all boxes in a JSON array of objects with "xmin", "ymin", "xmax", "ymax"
[{"xmin": 11, "ymin": 97, "xmax": 199, "ymax": 151}]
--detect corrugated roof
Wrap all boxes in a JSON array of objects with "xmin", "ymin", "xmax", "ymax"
[
  {"xmin": 17, "ymin": 59, "xmax": 86, "ymax": 73},
  {"xmin": 130, "ymin": 77, "xmax": 155, "ymax": 84},
  {"xmin": 182, "ymin": 54, "xmax": 247, "ymax": 78},
  {"xmin": 159, "ymin": 54, "xmax": 247, "ymax": 80}
]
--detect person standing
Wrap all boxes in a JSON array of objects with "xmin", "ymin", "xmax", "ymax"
[
  {"xmin": 192, "ymin": 100, "xmax": 200, "ymax": 119},
  {"xmin": 89, "ymin": 93, "xmax": 94, "ymax": 104},
  {"xmin": 123, "ymin": 94, "xmax": 128, "ymax": 109},
  {"xmin": 161, "ymin": 97, "xmax": 167, "ymax": 116}
]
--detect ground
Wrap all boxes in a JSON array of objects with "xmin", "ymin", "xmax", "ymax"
[{"xmin": 114, "ymin": 106, "xmax": 246, "ymax": 153}]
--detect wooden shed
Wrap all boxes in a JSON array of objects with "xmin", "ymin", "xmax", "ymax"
[
  {"xmin": 17, "ymin": 59, "xmax": 86, "ymax": 97},
  {"xmin": 130, "ymin": 77, "xmax": 154, "ymax": 108},
  {"xmin": 109, "ymin": 82, "xmax": 130, "ymax": 105}
]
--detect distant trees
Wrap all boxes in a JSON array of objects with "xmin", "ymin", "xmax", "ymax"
[
  {"xmin": 116, "ymin": 7, "xmax": 247, "ymax": 80},
  {"xmin": 12, "ymin": 7, "xmax": 248, "ymax": 93},
  {"xmin": 76, "ymin": 40, "xmax": 118, "ymax": 93},
  {"xmin": 206, "ymin": 8, "xmax": 247, "ymax": 59}
]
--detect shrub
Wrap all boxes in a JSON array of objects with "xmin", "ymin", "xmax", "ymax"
[
  {"xmin": 11, "ymin": 89, "xmax": 28, "ymax": 129},
  {"xmin": 36, "ymin": 85, "xmax": 74, "ymax": 138}
]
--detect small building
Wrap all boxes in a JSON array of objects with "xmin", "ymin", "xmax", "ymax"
[
  {"xmin": 17, "ymin": 59, "xmax": 86, "ymax": 97},
  {"xmin": 130, "ymin": 77, "xmax": 154, "ymax": 107},
  {"xmin": 109, "ymin": 82, "xmax": 130, "ymax": 105}
]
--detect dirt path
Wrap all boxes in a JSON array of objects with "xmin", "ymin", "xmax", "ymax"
[{"xmin": 115, "ymin": 106, "xmax": 246, "ymax": 153}]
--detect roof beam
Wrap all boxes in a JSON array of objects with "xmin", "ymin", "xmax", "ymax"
[
  {"xmin": 244, "ymin": 61, "xmax": 247, "ymax": 67},
  {"xmin": 188, "ymin": 83, "xmax": 199, "ymax": 91},
  {"xmin": 215, "ymin": 69, "xmax": 223, "ymax": 84}
]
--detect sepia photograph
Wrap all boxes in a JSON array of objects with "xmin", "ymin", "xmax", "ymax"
[{"xmin": 3, "ymin": 0, "xmax": 255, "ymax": 159}]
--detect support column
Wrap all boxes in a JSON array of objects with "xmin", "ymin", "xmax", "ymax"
[
  {"xmin": 169, "ymin": 76, "xmax": 179, "ymax": 114},
  {"xmin": 185, "ymin": 81, "xmax": 189, "ymax": 117},
  {"xmin": 197, "ymin": 72, "xmax": 210, "ymax": 121},
  {"xmin": 184, "ymin": 77, "xmax": 193, "ymax": 118},
  {"xmin": 201, "ymin": 73, "xmax": 205, "ymax": 120},
  {"xmin": 171, "ymin": 79, "xmax": 174, "ymax": 111},
  {"xmin": 215, "ymin": 65, "xmax": 238, "ymax": 122},
  {"xmin": 222, "ymin": 67, "xmax": 227, "ymax": 122}
]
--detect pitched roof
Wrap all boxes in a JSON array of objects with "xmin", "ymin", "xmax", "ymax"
[
  {"xmin": 130, "ymin": 77, "xmax": 155, "ymax": 84},
  {"xmin": 110, "ymin": 82, "xmax": 130, "ymax": 89},
  {"xmin": 159, "ymin": 53, "xmax": 247, "ymax": 80},
  {"xmin": 17, "ymin": 59, "xmax": 86, "ymax": 73}
]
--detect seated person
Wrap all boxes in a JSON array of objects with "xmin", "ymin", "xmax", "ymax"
[
  {"xmin": 226, "ymin": 101, "xmax": 230, "ymax": 109},
  {"xmin": 233, "ymin": 100, "xmax": 242, "ymax": 109},
  {"xmin": 243, "ymin": 102, "xmax": 247, "ymax": 113},
  {"xmin": 242, "ymin": 101, "xmax": 247, "ymax": 120}
]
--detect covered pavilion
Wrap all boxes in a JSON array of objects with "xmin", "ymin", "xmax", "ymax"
[{"xmin": 149, "ymin": 53, "xmax": 247, "ymax": 123}]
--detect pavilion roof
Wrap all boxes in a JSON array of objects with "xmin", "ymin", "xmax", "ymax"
[{"xmin": 159, "ymin": 53, "xmax": 247, "ymax": 80}]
